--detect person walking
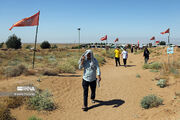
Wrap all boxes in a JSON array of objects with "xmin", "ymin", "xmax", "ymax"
[
  {"xmin": 79, "ymin": 49, "xmax": 101, "ymax": 111},
  {"xmin": 121, "ymin": 48, "xmax": 128, "ymax": 67},
  {"xmin": 143, "ymin": 47, "xmax": 150, "ymax": 64},
  {"xmin": 114, "ymin": 47, "xmax": 121, "ymax": 66},
  {"xmin": 131, "ymin": 45, "xmax": 134, "ymax": 53}
]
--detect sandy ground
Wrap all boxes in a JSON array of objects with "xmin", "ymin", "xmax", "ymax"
[{"xmin": 1, "ymin": 48, "xmax": 180, "ymax": 120}]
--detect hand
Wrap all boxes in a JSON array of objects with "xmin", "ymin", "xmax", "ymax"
[
  {"xmin": 98, "ymin": 75, "xmax": 101, "ymax": 81},
  {"xmin": 81, "ymin": 56, "xmax": 85, "ymax": 61}
]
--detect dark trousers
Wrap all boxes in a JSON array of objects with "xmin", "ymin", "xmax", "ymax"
[
  {"xmin": 115, "ymin": 57, "xmax": 120, "ymax": 66},
  {"xmin": 82, "ymin": 79, "xmax": 96, "ymax": 107},
  {"xmin": 123, "ymin": 59, "xmax": 127, "ymax": 66},
  {"xmin": 144, "ymin": 57, "xmax": 149, "ymax": 64}
]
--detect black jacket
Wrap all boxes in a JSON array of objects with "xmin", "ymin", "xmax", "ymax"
[{"xmin": 144, "ymin": 49, "xmax": 149, "ymax": 58}]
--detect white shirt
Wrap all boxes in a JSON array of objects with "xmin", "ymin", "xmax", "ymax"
[{"xmin": 122, "ymin": 50, "xmax": 128, "ymax": 59}]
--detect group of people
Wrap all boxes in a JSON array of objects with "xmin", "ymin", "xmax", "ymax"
[
  {"xmin": 78, "ymin": 46, "xmax": 150, "ymax": 111},
  {"xmin": 114, "ymin": 47, "xmax": 128, "ymax": 67}
]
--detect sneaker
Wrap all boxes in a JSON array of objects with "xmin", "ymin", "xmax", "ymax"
[
  {"xmin": 91, "ymin": 99, "xmax": 95, "ymax": 103},
  {"xmin": 82, "ymin": 107, "xmax": 88, "ymax": 112}
]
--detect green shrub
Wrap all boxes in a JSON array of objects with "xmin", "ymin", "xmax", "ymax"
[
  {"xmin": 141, "ymin": 94, "xmax": 163, "ymax": 109},
  {"xmin": 6, "ymin": 34, "xmax": 22, "ymax": 49},
  {"xmin": 151, "ymin": 62, "xmax": 162, "ymax": 70},
  {"xmin": 157, "ymin": 79, "xmax": 167, "ymax": 88},
  {"xmin": 28, "ymin": 115, "xmax": 42, "ymax": 120},
  {"xmin": 143, "ymin": 64, "xmax": 150, "ymax": 69},
  {"xmin": 40, "ymin": 41, "xmax": 51, "ymax": 49},
  {"xmin": 58, "ymin": 63, "xmax": 76, "ymax": 73},
  {"xmin": 5, "ymin": 64, "xmax": 27, "ymax": 77},
  {"xmin": 143, "ymin": 62, "xmax": 162, "ymax": 70},
  {"xmin": 136, "ymin": 74, "xmax": 141, "ymax": 78},
  {"xmin": 28, "ymin": 90, "xmax": 56, "ymax": 111}
]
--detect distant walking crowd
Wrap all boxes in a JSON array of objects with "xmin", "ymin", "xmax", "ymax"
[{"xmin": 114, "ymin": 45, "xmax": 150, "ymax": 67}]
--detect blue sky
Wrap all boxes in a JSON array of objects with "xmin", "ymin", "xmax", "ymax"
[{"xmin": 0, "ymin": 0, "xmax": 180, "ymax": 44}]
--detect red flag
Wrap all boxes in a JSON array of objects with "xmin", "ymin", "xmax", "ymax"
[
  {"xmin": 114, "ymin": 38, "xmax": 118, "ymax": 42},
  {"xmin": 150, "ymin": 36, "xmax": 155, "ymax": 40},
  {"xmin": 161, "ymin": 28, "xmax": 170, "ymax": 34},
  {"xmin": 156, "ymin": 41, "xmax": 160, "ymax": 44},
  {"xmin": 100, "ymin": 35, "xmax": 107, "ymax": 41},
  {"xmin": 9, "ymin": 11, "xmax": 40, "ymax": 31}
]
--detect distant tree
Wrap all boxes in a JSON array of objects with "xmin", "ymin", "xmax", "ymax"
[
  {"xmin": 6, "ymin": 34, "xmax": 22, "ymax": 49},
  {"xmin": 0, "ymin": 42, "xmax": 4, "ymax": 48},
  {"xmin": 159, "ymin": 41, "xmax": 166, "ymax": 45},
  {"xmin": 40, "ymin": 41, "xmax": 51, "ymax": 49}
]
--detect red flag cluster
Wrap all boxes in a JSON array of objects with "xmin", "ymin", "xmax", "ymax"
[
  {"xmin": 161, "ymin": 28, "xmax": 170, "ymax": 34},
  {"xmin": 9, "ymin": 11, "xmax": 40, "ymax": 31},
  {"xmin": 114, "ymin": 38, "xmax": 118, "ymax": 42},
  {"xmin": 156, "ymin": 41, "xmax": 160, "ymax": 44},
  {"xmin": 100, "ymin": 35, "xmax": 107, "ymax": 41},
  {"xmin": 150, "ymin": 36, "xmax": 155, "ymax": 40}
]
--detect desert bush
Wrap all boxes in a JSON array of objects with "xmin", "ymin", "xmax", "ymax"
[
  {"xmin": 151, "ymin": 62, "xmax": 162, "ymax": 69},
  {"xmin": 136, "ymin": 74, "xmax": 141, "ymax": 78},
  {"xmin": 141, "ymin": 94, "xmax": 163, "ymax": 109},
  {"xmin": 150, "ymin": 69, "xmax": 159, "ymax": 72},
  {"xmin": 94, "ymin": 54, "xmax": 106, "ymax": 65},
  {"xmin": 28, "ymin": 89, "xmax": 56, "ymax": 111},
  {"xmin": 106, "ymin": 49, "xmax": 114, "ymax": 58},
  {"xmin": 4, "ymin": 97, "xmax": 25, "ymax": 109},
  {"xmin": 0, "ymin": 104, "xmax": 15, "ymax": 120},
  {"xmin": 161, "ymin": 62, "xmax": 180, "ymax": 75},
  {"xmin": 28, "ymin": 115, "xmax": 42, "ymax": 120},
  {"xmin": 8, "ymin": 58, "xmax": 22, "ymax": 66},
  {"xmin": 67, "ymin": 57, "xmax": 79, "ymax": 69},
  {"xmin": 58, "ymin": 62, "xmax": 76, "ymax": 73},
  {"xmin": 5, "ymin": 64, "xmax": 27, "ymax": 77},
  {"xmin": 24, "ymin": 69, "xmax": 36, "ymax": 76},
  {"xmin": 6, "ymin": 34, "xmax": 22, "ymax": 49},
  {"xmin": 143, "ymin": 62, "xmax": 162, "ymax": 70},
  {"xmin": 101, "ymin": 49, "xmax": 114, "ymax": 58},
  {"xmin": 40, "ymin": 41, "xmax": 51, "ymax": 49},
  {"xmin": 41, "ymin": 69, "xmax": 59, "ymax": 76},
  {"xmin": 157, "ymin": 79, "xmax": 167, "ymax": 88}
]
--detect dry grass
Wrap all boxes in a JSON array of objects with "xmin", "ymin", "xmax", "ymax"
[
  {"xmin": 0, "ymin": 96, "xmax": 26, "ymax": 120},
  {"xmin": 0, "ymin": 48, "xmax": 106, "ymax": 79}
]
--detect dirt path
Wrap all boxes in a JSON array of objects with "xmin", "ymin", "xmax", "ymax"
[{"xmin": 10, "ymin": 52, "xmax": 180, "ymax": 120}]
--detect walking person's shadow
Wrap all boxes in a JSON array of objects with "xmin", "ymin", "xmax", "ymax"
[{"xmin": 87, "ymin": 99, "xmax": 125, "ymax": 111}]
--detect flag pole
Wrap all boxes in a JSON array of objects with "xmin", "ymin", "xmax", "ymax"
[
  {"xmin": 32, "ymin": 11, "xmax": 40, "ymax": 69},
  {"xmin": 32, "ymin": 25, "xmax": 39, "ymax": 69}
]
